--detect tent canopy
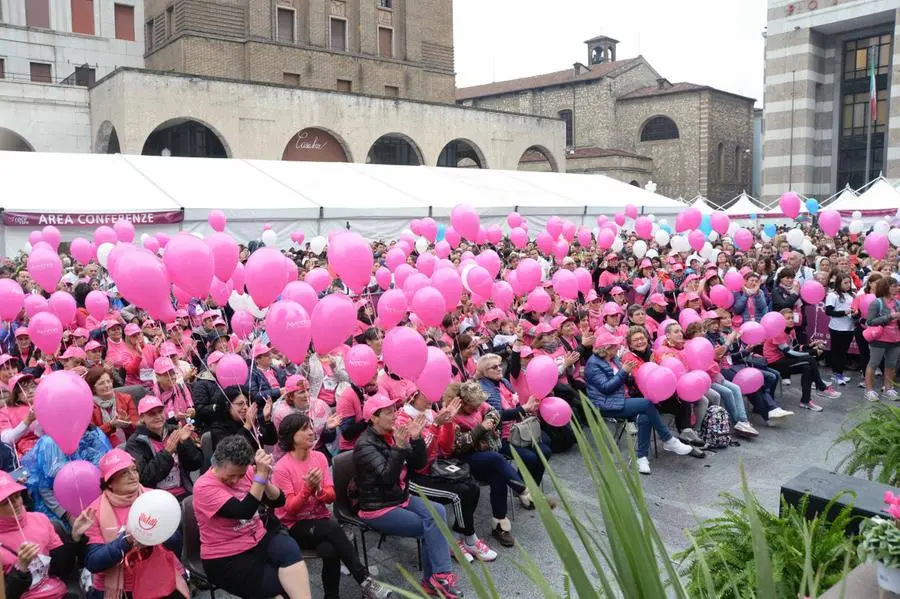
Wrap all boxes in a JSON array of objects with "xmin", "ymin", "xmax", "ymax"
[
  {"xmin": 724, "ymin": 192, "xmax": 763, "ymax": 216},
  {"xmin": 830, "ymin": 178, "xmax": 898, "ymax": 212},
  {"xmin": 688, "ymin": 196, "xmax": 716, "ymax": 214}
]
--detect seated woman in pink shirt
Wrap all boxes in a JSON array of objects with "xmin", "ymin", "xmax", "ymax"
[
  {"xmin": 120, "ymin": 323, "xmax": 147, "ymax": 387},
  {"xmin": 0, "ymin": 374, "xmax": 38, "ymax": 457},
  {"xmin": 152, "ymin": 357, "xmax": 195, "ymax": 424},
  {"xmin": 272, "ymin": 375, "xmax": 338, "ymax": 462},
  {"xmin": 336, "ymin": 373, "xmax": 379, "ymax": 452},
  {"xmin": 274, "ymin": 414, "xmax": 389, "ymax": 599}
]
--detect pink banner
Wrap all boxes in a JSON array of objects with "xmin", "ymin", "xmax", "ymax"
[
  {"xmin": 805, "ymin": 304, "xmax": 859, "ymax": 354},
  {"xmin": 2, "ymin": 210, "xmax": 184, "ymax": 227}
]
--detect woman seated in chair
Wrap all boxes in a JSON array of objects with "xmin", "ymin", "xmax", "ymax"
[
  {"xmin": 273, "ymin": 413, "xmax": 389, "ymax": 599},
  {"xmin": 83, "ymin": 449, "xmax": 189, "ymax": 599},
  {"xmin": 86, "ymin": 367, "xmax": 138, "ymax": 446},
  {"xmin": 207, "ymin": 385, "xmax": 276, "ymax": 453},
  {"xmin": 193, "ymin": 435, "xmax": 311, "ymax": 599},
  {"xmin": 354, "ymin": 394, "xmax": 462, "ymax": 599}
]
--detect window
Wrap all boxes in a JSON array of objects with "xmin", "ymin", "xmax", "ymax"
[
  {"xmin": 74, "ymin": 65, "xmax": 95, "ymax": 86},
  {"xmin": 276, "ymin": 7, "xmax": 294, "ymax": 43},
  {"xmin": 165, "ymin": 6, "xmax": 173, "ymax": 37},
  {"xmin": 378, "ymin": 26, "xmax": 393, "ymax": 59},
  {"xmin": 25, "ymin": 0, "xmax": 50, "ymax": 28},
  {"xmin": 0, "ymin": 59, "xmax": 4, "ymax": 79},
  {"xmin": 717, "ymin": 143, "xmax": 726, "ymax": 183},
  {"xmin": 71, "ymin": 0, "xmax": 94, "ymax": 34},
  {"xmin": 30, "ymin": 62, "xmax": 52, "ymax": 83},
  {"xmin": 329, "ymin": 17, "xmax": 347, "ymax": 51},
  {"xmin": 843, "ymin": 34, "xmax": 891, "ymax": 81},
  {"xmin": 841, "ymin": 89, "xmax": 888, "ymax": 136},
  {"xmin": 378, "ymin": 0, "xmax": 392, "ymax": 7},
  {"xmin": 283, "ymin": 72, "xmax": 300, "ymax": 86},
  {"xmin": 145, "ymin": 20, "xmax": 154, "ymax": 50},
  {"xmin": 734, "ymin": 145, "xmax": 743, "ymax": 183},
  {"xmin": 558, "ymin": 109, "xmax": 573, "ymax": 147},
  {"xmin": 114, "ymin": 4, "xmax": 135, "ymax": 40},
  {"xmin": 336, "ymin": 79, "xmax": 352, "ymax": 92},
  {"xmin": 640, "ymin": 116, "xmax": 679, "ymax": 141},
  {"xmin": 384, "ymin": 85, "xmax": 399, "ymax": 97}
]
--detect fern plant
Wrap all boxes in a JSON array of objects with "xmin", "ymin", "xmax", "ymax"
[{"xmin": 833, "ymin": 402, "xmax": 900, "ymax": 486}]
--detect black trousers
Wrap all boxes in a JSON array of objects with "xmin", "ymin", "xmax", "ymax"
[
  {"xmin": 290, "ymin": 517, "xmax": 368, "ymax": 599},
  {"xmin": 656, "ymin": 397, "xmax": 691, "ymax": 431},
  {"xmin": 409, "ymin": 472, "xmax": 480, "ymax": 536},
  {"xmin": 770, "ymin": 355, "xmax": 826, "ymax": 404},
  {"xmin": 828, "ymin": 329, "xmax": 855, "ymax": 375}
]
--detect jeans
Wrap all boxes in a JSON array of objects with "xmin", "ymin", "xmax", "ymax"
[
  {"xmin": 711, "ymin": 380, "xmax": 747, "ymax": 422},
  {"xmin": 724, "ymin": 365, "xmax": 779, "ymax": 420},
  {"xmin": 500, "ymin": 437, "xmax": 551, "ymax": 485},
  {"xmin": 602, "ymin": 397, "xmax": 673, "ymax": 458},
  {"xmin": 464, "ymin": 450, "xmax": 525, "ymax": 519},
  {"xmin": 290, "ymin": 517, "xmax": 367, "ymax": 599},
  {"xmin": 361, "ymin": 496, "xmax": 451, "ymax": 579}
]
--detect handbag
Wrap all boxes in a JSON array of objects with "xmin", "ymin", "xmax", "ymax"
[
  {"xmin": 509, "ymin": 416, "xmax": 542, "ymax": 448},
  {"xmin": 863, "ymin": 325, "xmax": 884, "ymax": 342},
  {"xmin": 430, "ymin": 458, "xmax": 471, "ymax": 482}
]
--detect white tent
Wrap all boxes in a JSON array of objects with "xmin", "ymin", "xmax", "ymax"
[
  {"xmin": 823, "ymin": 187, "xmax": 858, "ymax": 212},
  {"xmin": 688, "ymin": 196, "xmax": 716, "ymax": 214},
  {"xmin": 831, "ymin": 178, "xmax": 899, "ymax": 215},
  {"xmin": 724, "ymin": 192, "xmax": 764, "ymax": 217}
]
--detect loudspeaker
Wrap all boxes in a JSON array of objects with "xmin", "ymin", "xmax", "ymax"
[{"xmin": 780, "ymin": 467, "xmax": 899, "ymax": 536}]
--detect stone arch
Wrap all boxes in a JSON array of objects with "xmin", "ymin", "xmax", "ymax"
[
  {"xmin": 94, "ymin": 120, "xmax": 121, "ymax": 154},
  {"xmin": 516, "ymin": 145, "xmax": 559, "ymax": 172},
  {"xmin": 0, "ymin": 128, "xmax": 35, "ymax": 152},
  {"xmin": 282, "ymin": 127, "xmax": 352, "ymax": 162},
  {"xmin": 366, "ymin": 132, "xmax": 424, "ymax": 166},
  {"xmin": 630, "ymin": 180, "xmax": 640, "ymax": 187},
  {"xmin": 436, "ymin": 138, "xmax": 487, "ymax": 169},
  {"xmin": 639, "ymin": 115, "xmax": 680, "ymax": 142},
  {"xmin": 141, "ymin": 117, "xmax": 231, "ymax": 158}
]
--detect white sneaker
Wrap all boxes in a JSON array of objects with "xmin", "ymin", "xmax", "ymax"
[
  {"xmin": 815, "ymin": 386, "xmax": 842, "ymax": 399},
  {"xmin": 865, "ymin": 391, "xmax": 880, "ymax": 402},
  {"xmin": 636, "ymin": 457, "xmax": 651, "ymax": 475},
  {"xmin": 858, "ymin": 381, "xmax": 867, "ymax": 388},
  {"xmin": 768, "ymin": 408, "xmax": 794, "ymax": 419},
  {"xmin": 454, "ymin": 540, "xmax": 474, "ymax": 563},
  {"xmin": 625, "ymin": 422, "xmax": 638, "ymax": 435},
  {"xmin": 734, "ymin": 421, "xmax": 759, "ymax": 437},
  {"xmin": 662, "ymin": 437, "xmax": 693, "ymax": 455},
  {"xmin": 801, "ymin": 401, "xmax": 824, "ymax": 412},
  {"xmin": 783, "ymin": 378, "xmax": 792, "ymax": 386},
  {"xmin": 884, "ymin": 389, "xmax": 899, "ymax": 402}
]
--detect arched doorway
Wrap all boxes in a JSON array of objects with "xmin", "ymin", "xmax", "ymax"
[
  {"xmin": 437, "ymin": 139, "xmax": 485, "ymax": 168},
  {"xmin": 0, "ymin": 128, "xmax": 35, "ymax": 152},
  {"xmin": 282, "ymin": 128, "xmax": 351, "ymax": 162},
  {"xmin": 142, "ymin": 118, "xmax": 229, "ymax": 158},
  {"xmin": 517, "ymin": 145, "xmax": 558, "ymax": 172},
  {"xmin": 94, "ymin": 121, "xmax": 121, "ymax": 154},
  {"xmin": 630, "ymin": 180, "xmax": 640, "ymax": 187},
  {"xmin": 366, "ymin": 133, "xmax": 423, "ymax": 166}
]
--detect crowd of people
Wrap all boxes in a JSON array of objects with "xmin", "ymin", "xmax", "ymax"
[{"xmin": 0, "ymin": 208, "xmax": 897, "ymax": 599}]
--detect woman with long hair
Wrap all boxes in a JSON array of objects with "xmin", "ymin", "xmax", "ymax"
[{"xmin": 825, "ymin": 273, "xmax": 856, "ymax": 385}]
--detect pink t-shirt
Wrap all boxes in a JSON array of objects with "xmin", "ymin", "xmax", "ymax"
[
  {"xmin": 272, "ymin": 451, "xmax": 332, "ymax": 527},
  {"xmin": 192, "ymin": 468, "xmax": 266, "ymax": 560},
  {"xmin": 0, "ymin": 513, "xmax": 66, "ymax": 599},
  {"xmin": 149, "ymin": 438, "xmax": 186, "ymax": 498},
  {"xmin": 105, "ymin": 339, "xmax": 135, "ymax": 369},
  {"xmin": 336, "ymin": 387, "xmax": 363, "ymax": 452},
  {"xmin": 377, "ymin": 373, "xmax": 415, "ymax": 405},
  {"xmin": 763, "ymin": 331, "xmax": 790, "ymax": 364}
]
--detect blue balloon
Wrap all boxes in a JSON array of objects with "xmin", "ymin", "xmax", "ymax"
[
  {"xmin": 749, "ymin": 213, "xmax": 757, "ymax": 220},
  {"xmin": 699, "ymin": 214, "xmax": 712, "ymax": 237},
  {"xmin": 763, "ymin": 224, "xmax": 776, "ymax": 237},
  {"xmin": 436, "ymin": 223, "xmax": 446, "ymax": 242},
  {"xmin": 660, "ymin": 224, "xmax": 673, "ymax": 234},
  {"xmin": 805, "ymin": 199, "xmax": 820, "ymax": 215}
]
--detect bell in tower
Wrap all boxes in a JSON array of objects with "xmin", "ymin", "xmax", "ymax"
[{"xmin": 584, "ymin": 36, "xmax": 619, "ymax": 65}]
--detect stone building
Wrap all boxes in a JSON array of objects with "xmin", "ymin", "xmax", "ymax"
[
  {"xmin": 141, "ymin": 0, "xmax": 455, "ymax": 103},
  {"xmin": 457, "ymin": 36, "xmax": 756, "ymax": 205}
]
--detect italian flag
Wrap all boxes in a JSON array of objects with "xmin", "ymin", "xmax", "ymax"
[{"xmin": 870, "ymin": 46, "xmax": 877, "ymax": 122}]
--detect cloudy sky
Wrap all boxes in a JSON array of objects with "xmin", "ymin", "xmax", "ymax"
[{"xmin": 453, "ymin": 0, "xmax": 767, "ymax": 105}]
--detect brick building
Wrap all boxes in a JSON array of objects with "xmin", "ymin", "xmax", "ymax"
[{"xmin": 457, "ymin": 36, "xmax": 756, "ymax": 204}]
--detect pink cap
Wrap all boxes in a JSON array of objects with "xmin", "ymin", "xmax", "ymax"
[
  {"xmin": 14, "ymin": 327, "xmax": 28, "ymax": 338},
  {"xmin": 251, "ymin": 344, "xmax": 273, "ymax": 359},
  {"xmin": 701, "ymin": 310, "xmax": 720, "ymax": 320},
  {"xmin": 640, "ymin": 259, "xmax": 653, "ymax": 269},
  {"xmin": 593, "ymin": 330, "xmax": 623, "ymax": 348},
  {"xmin": 585, "ymin": 290, "xmax": 600, "ymax": 303},
  {"xmin": 84, "ymin": 340, "xmax": 103, "ymax": 352},
  {"xmin": 103, "ymin": 319, "xmax": 121, "ymax": 329},
  {"xmin": 0, "ymin": 471, "xmax": 26, "ymax": 502},
  {"xmin": 206, "ymin": 351, "xmax": 225, "ymax": 366},
  {"xmin": 8, "ymin": 373, "xmax": 33, "ymax": 393},
  {"xmin": 73, "ymin": 328, "xmax": 89, "ymax": 338},
  {"xmin": 683, "ymin": 292, "xmax": 701, "ymax": 302},
  {"xmin": 534, "ymin": 323, "xmax": 556, "ymax": 335},
  {"xmin": 741, "ymin": 267, "xmax": 753, "ymax": 277},
  {"xmin": 363, "ymin": 393, "xmax": 397, "ymax": 421},
  {"xmin": 124, "ymin": 323, "xmax": 141, "ymax": 337},
  {"xmin": 605, "ymin": 253, "xmax": 618, "ymax": 261},
  {"xmin": 0, "ymin": 354, "xmax": 15, "ymax": 367},
  {"xmin": 166, "ymin": 322, "xmax": 182, "ymax": 332},
  {"xmin": 482, "ymin": 308, "xmax": 505, "ymax": 323},
  {"xmin": 671, "ymin": 263, "xmax": 684, "ymax": 271},
  {"xmin": 159, "ymin": 342, "xmax": 178, "ymax": 357},
  {"xmin": 519, "ymin": 346, "xmax": 534, "ymax": 358},
  {"xmin": 153, "ymin": 357, "xmax": 176, "ymax": 374},
  {"xmin": 137, "ymin": 395, "xmax": 164, "ymax": 415},
  {"xmin": 283, "ymin": 374, "xmax": 310, "ymax": 394},
  {"xmin": 61, "ymin": 347, "xmax": 86, "ymax": 360},
  {"xmin": 214, "ymin": 318, "xmax": 227, "ymax": 327},
  {"xmin": 201, "ymin": 311, "xmax": 216, "ymax": 321},
  {"xmin": 175, "ymin": 309, "xmax": 189, "ymax": 318},
  {"xmin": 98, "ymin": 448, "xmax": 134, "ymax": 482},
  {"xmin": 550, "ymin": 315, "xmax": 569, "ymax": 329},
  {"xmin": 703, "ymin": 272, "xmax": 719, "ymax": 281},
  {"xmin": 683, "ymin": 274, "xmax": 700, "ymax": 284},
  {"xmin": 610, "ymin": 286, "xmax": 625, "ymax": 295},
  {"xmin": 602, "ymin": 302, "xmax": 623, "ymax": 317},
  {"xmin": 647, "ymin": 293, "xmax": 667, "ymax": 306}
]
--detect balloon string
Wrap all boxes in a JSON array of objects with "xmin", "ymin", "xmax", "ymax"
[{"xmin": 8, "ymin": 498, "xmax": 27, "ymax": 545}]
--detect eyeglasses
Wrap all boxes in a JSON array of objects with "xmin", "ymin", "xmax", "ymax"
[
  {"xmin": 231, "ymin": 400, "xmax": 248, "ymax": 408},
  {"xmin": 486, "ymin": 364, "xmax": 502, "ymax": 371}
]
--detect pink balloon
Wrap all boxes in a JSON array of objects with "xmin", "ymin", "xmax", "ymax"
[
  {"xmin": 284, "ymin": 258, "xmax": 299, "ymax": 283},
  {"xmin": 434, "ymin": 240, "xmax": 451, "ymax": 259},
  {"xmin": 552, "ymin": 239, "xmax": 569, "ymax": 261},
  {"xmin": 733, "ymin": 367, "xmax": 764, "ymax": 394},
  {"xmin": 507, "ymin": 212, "xmax": 522, "ymax": 228},
  {"xmin": 23, "ymin": 294, "xmax": 48, "ymax": 318},
  {"xmin": 217, "ymin": 353, "xmax": 249, "ymax": 387},
  {"xmin": 597, "ymin": 228, "xmax": 615, "ymax": 250},
  {"xmin": 27, "ymin": 247, "xmax": 62, "ymax": 293},
  {"xmin": 54, "ymin": 460, "xmax": 101, "ymax": 515},
  {"xmin": 682, "ymin": 208, "xmax": 702, "ymax": 231},
  {"xmin": 450, "ymin": 204, "xmax": 480, "ymax": 241},
  {"xmin": 510, "ymin": 227, "xmax": 528, "ymax": 249},
  {"xmin": 859, "ymin": 293, "xmax": 876, "ymax": 316},
  {"xmin": 416, "ymin": 253, "xmax": 437, "ymax": 277},
  {"xmin": 0, "ymin": 280, "xmax": 24, "ymax": 320},
  {"xmin": 464, "ymin": 266, "xmax": 493, "ymax": 298},
  {"xmin": 70, "ymin": 238, "xmax": 93, "ymax": 265},
  {"xmin": 412, "ymin": 287, "xmax": 446, "ymax": 327},
  {"xmin": 574, "ymin": 268, "xmax": 593, "ymax": 294},
  {"xmin": 491, "ymin": 281, "xmax": 514, "ymax": 311},
  {"xmin": 733, "ymin": 227, "xmax": 753, "ymax": 251},
  {"xmin": 244, "ymin": 247, "xmax": 287, "ymax": 308},
  {"xmin": 526, "ymin": 287, "xmax": 551, "ymax": 313},
  {"xmin": 29, "ymin": 311, "xmax": 63, "ymax": 354},
  {"xmin": 710, "ymin": 212, "xmax": 730, "ymax": 235},
  {"xmin": 207, "ymin": 232, "xmax": 239, "ymax": 283},
  {"xmin": 659, "ymin": 357, "xmax": 686, "ymax": 379},
  {"xmin": 281, "ymin": 281, "xmax": 318, "ymax": 315},
  {"xmin": 41, "ymin": 226, "xmax": 61, "ymax": 251},
  {"xmin": 800, "ymin": 280, "xmax": 826, "ymax": 305},
  {"xmin": 383, "ymin": 327, "xmax": 428, "ymax": 381},
  {"xmin": 377, "ymin": 289, "xmax": 408, "ymax": 329},
  {"xmin": 403, "ymin": 273, "xmax": 431, "ymax": 304},
  {"xmin": 231, "ymin": 310, "xmax": 255, "ymax": 339},
  {"xmin": 709, "ymin": 284, "xmax": 734, "ymax": 309},
  {"xmin": 779, "ymin": 191, "xmax": 801, "ymax": 219},
  {"xmin": 683, "ymin": 337, "xmax": 715, "ymax": 371},
  {"xmin": 724, "ymin": 271, "xmax": 744, "ymax": 293},
  {"xmin": 577, "ymin": 228, "xmax": 592, "ymax": 247},
  {"xmin": 864, "ymin": 232, "xmax": 889, "ymax": 260},
  {"xmin": 208, "ymin": 209, "xmax": 227, "ymax": 233},
  {"xmin": 431, "ymin": 269, "xmax": 462, "ymax": 309},
  {"xmin": 385, "ymin": 248, "xmax": 406, "ymax": 272},
  {"xmin": 265, "ymin": 300, "xmax": 312, "ymax": 364},
  {"xmin": 304, "ymin": 268, "xmax": 331, "ymax": 294},
  {"xmin": 28, "ymin": 231, "xmax": 43, "ymax": 247},
  {"xmin": 143, "ymin": 236, "xmax": 160, "ymax": 254},
  {"xmin": 35, "ymin": 370, "xmax": 93, "ymax": 454},
  {"xmin": 291, "ymin": 230, "xmax": 305, "ymax": 246},
  {"xmin": 346, "ymin": 345, "xmax": 378, "ymax": 387},
  {"xmin": 644, "ymin": 367, "xmax": 677, "ymax": 403},
  {"xmin": 634, "ymin": 217, "xmax": 653, "ymax": 240},
  {"xmin": 739, "ymin": 321, "xmax": 766, "ymax": 346},
  {"xmin": 525, "ymin": 355, "xmax": 558, "ymax": 399},
  {"xmin": 374, "ymin": 266, "xmax": 392, "ymax": 290},
  {"xmin": 310, "ymin": 294, "xmax": 356, "ymax": 354},
  {"xmin": 416, "ymin": 347, "xmax": 452, "ymax": 402},
  {"xmin": 394, "ymin": 264, "xmax": 415, "ymax": 290},
  {"xmin": 485, "ymin": 225, "xmax": 503, "ymax": 245},
  {"xmin": 328, "ymin": 232, "xmax": 373, "ymax": 293},
  {"xmin": 115, "ymin": 250, "xmax": 170, "ymax": 310},
  {"xmin": 420, "ymin": 218, "xmax": 438, "ymax": 243},
  {"xmin": 516, "ymin": 258, "xmax": 542, "ymax": 292},
  {"xmin": 444, "ymin": 226, "xmax": 461, "ymax": 249},
  {"xmin": 410, "ymin": 220, "xmax": 422, "ymax": 236},
  {"xmin": 172, "ymin": 284, "xmax": 191, "ymax": 306},
  {"xmin": 551, "ymin": 269, "xmax": 578, "ymax": 300},
  {"xmin": 535, "ymin": 231, "xmax": 553, "ymax": 255},
  {"xmin": 209, "ymin": 277, "xmax": 233, "ymax": 306},
  {"xmin": 676, "ymin": 370, "xmax": 712, "ymax": 403},
  {"xmin": 635, "ymin": 362, "xmax": 659, "ymax": 397},
  {"xmin": 155, "ymin": 232, "xmax": 171, "ymax": 248},
  {"xmin": 539, "ymin": 396, "xmax": 573, "ymax": 427},
  {"xmin": 760, "ymin": 311, "xmax": 787, "ymax": 338},
  {"xmin": 164, "ymin": 234, "xmax": 215, "ymax": 300},
  {"xmin": 93, "ymin": 226, "xmax": 117, "ymax": 247},
  {"xmin": 688, "ymin": 229, "xmax": 706, "ymax": 252},
  {"xmin": 614, "ymin": 213, "xmax": 626, "ymax": 227},
  {"xmin": 475, "ymin": 250, "xmax": 502, "ymax": 279},
  {"xmin": 818, "ymin": 210, "xmax": 842, "ymax": 237},
  {"xmin": 112, "ymin": 220, "xmax": 135, "ymax": 244},
  {"xmin": 625, "ymin": 204, "xmax": 638, "ymax": 220},
  {"xmin": 679, "ymin": 308, "xmax": 701, "ymax": 330},
  {"xmin": 48, "ymin": 291, "xmax": 76, "ymax": 325}
]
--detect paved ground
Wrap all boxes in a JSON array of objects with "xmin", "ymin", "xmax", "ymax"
[{"xmin": 270, "ymin": 369, "xmax": 881, "ymax": 598}]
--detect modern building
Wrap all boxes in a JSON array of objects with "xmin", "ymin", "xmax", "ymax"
[
  {"xmin": 457, "ymin": 36, "xmax": 756, "ymax": 205},
  {"xmin": 762, "ymin": 0, "xmax": 900, "ymax": 202}
]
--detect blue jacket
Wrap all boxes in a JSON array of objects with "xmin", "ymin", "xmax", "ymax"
[
  {"xmin": 247, "ymin": 365, "xmax": 284, "ymax": 405},
  {"xmin": 479, "ymin": 378, "xmax": 525, "ymax": 422},
  {"xmin": 732, "ymin": 291, "xmax": 768, "ymax": 323},
  {"xmin": 584, "ymin": 355, "xmax": 628, "ymax": 412}
]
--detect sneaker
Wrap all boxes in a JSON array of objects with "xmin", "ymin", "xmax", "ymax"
[
  {"xmin": 865, "ymin": 390, "xmax": 880, "ymax": 402},
  {"xmin": 783, "ymin": 378, "xmax": 792, "ymax": 386},
  {"xmin": 361, "ymin": 577, "xmax": 392, "ymax": 599},
  {"xmin": 491, "ymin": 524, "xmax": 515, "ymax": 548},
  {"xmin": 424, "ymin": 573, "xmax": 463, "ymax": 598},
  {"xmin": 636, "ymin": 456, "xmax": 651, "ymax": 475},
  {"xmin": 835, "ymin": 374, "xmax": 849, "ymax": 386},
  {"xmin": 679, "ymin": 428, "xmax": 704, "ymax": 446},
  {"xmin": 884, "ymin": 389, "xmax": 899, "ymax": 401},
  {"xmin": 876, "ymin": 369, "xmax": 883, "ymax": 377},
  {"xmin": 625, "ymin": 422, "xmax": 638, "ymax": 435},
  {"xmin": 733, "ymin": 421, "xmax": 759, "ymax": 437},
  {"xmin": 465, "ymin": 539, "xmax": 498, "ymax": 562},
  {"xmin": 815, "ymin": 386, "xmax": 841, "ymax": 399},
  {"xmin": 453, "ymin": 540, "xmax": 474, "ymax": 564},
  {"xmin": 858, "ymin": 380, "xmax": 867, "ymax": 388},
  {"xmin": 768, "ymin": 407, "xmax": 794, "ymax": 419},
  {"xmin": 662, "ymin": 437, "xmax": 693, "ymax": 455},
  {"xmin": 801, "ymin": 401, "xmax": 824, "ymax": 412}
]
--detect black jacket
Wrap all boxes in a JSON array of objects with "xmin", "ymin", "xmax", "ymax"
[
  {"xmin": 191, "ymin": 371, "xmax": 224, "ymax": 430},
  {"xmin": 771, "ymin": 285, "xmax": 801, "ymax": 312},
  {"xmin": 207, "ymin": 415, "xmax": 276, "ymax": 454},
  {"xmin": 124, "ymin": 425, "xmax": 204, "ymax": 494},
  {"xmin": 353, "ymin": 426, "xmax": 427, "ymax": 513}
]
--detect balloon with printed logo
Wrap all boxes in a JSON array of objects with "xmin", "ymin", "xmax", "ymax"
[
  {"xmin": 35, "ymin": 370, "xmax": 93, "ymax": 454},
  {"xmin": 265, "ymin": 300, "xmax": 312, "ymax": 364},
  {"xmin": 27, "ymin": 247, "xmax": 62, "ymax": 293},
  {"xmin": 29, "ymin": 311, "xmax": 63, "ymax": 354},
  {"xmin": 127, "ymin": 489, "xmax": 181, "ymax": 546},
  {"xmin": 216, "ymin": 353, "xmax": 248, "ymax": 387},
  {"xmin": 383, "ymin": 327, "xmax": 428, "ymax": 381},
  {"xmin": 376, "ymin": 289, "xmax": 408, "ymax": 329},
  {"xmin": 0, "ymin": 279, "xmax": 25, "ymax": 321},
  {"xmin": 23, "ymin": 294, "xmax": 48, "ymax": 318},
  {"xmin": 344, "ymin": 344, "xmax": 378, "ymax": 387}
]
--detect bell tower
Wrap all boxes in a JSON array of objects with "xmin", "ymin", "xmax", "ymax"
[{"xmin": 585, "ymin": 36, "xmax": 619, "ymax": 65}]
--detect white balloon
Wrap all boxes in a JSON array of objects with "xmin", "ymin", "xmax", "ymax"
[
  {"xmin": 852, "ymin": 211, "xmax": 862, "ymax": 220},
  {"xmin": 874, "ymin": 220, "xmax": 890, "ymax": 235},
  {"xmin": 802, "ymin": 239, "xmax": 816, "ymax": 256},
  {"xmin": 646, "ymin": 249, "xmax": 659, "ymax": 259},
  {"xmin": 460, "ymin": 263, "xmax": 475, "ymax": 293},
  {"xmin": 140, "ymin": 233, "xmax": 149, "ymax": 244},
  {"xmin": 127, "ymin": 489, "xmax": 181, "ymax": 546},
  {"xmin": 247, "ymin": 295, "xmax": 267, "ymax": 319},
  {"xmin": 889, "ymin": 228, "xmax": 900, "ymax": 248},
  {"xmin": 309, "ymin": 236, "xmax": 327, "ymax": 254},
  {"xmin": 228, "ymin": 291, "xmax": 247, "ymax": 311},
  {"xmin": 651, "ymin": 223, "xmax": 659, "ymax": 235},
  {"xmin": 415, "ymin": 237, "xmax": 428, "ymax": 254},
  {"xmin": 647, "ymin": 214, "xmax": 656, "ymax": 222},
  {"xmin": 727, "ymin": 223, "xmax": 739, "ymax": 237},
  {"xmin": 633, "ymin": 240, "xmax": 648, "ymax": 258},
  {"xmin": 849, "ymin": 220, "xmax": 864, "ymax": 234},
  {"xmin": 611, "ymin": 236, "xmax": 624, "ymax": 252},
  {"xmin": 670, "ymin": 235, "xmax": 689, "ymax": 253},
  {"xmin": 262, "ymin": 229, "xmax": 277, "ymax": 247},
  {"xmin": 710, "ymin": 249, "xmax": 721, "ymax": 263},
  {"xmin": 23, "ymin": 242, "xmax": 32, "ymax": 255},
  {"xmin": 786, "ymin": 228, "xmax": 805, "ymax": 249},
  {"xmin": 761, "ymin": 231, "xmax": 772, "ymax": 242},
  {"xmin": 654, "ymin": 230, "xmax": 670, "ymax": 247},
  {"xmin": 96, "ymin": 242, "xmax": 115, "ymax": 268},
  {"xmin": 708, "ymin": 231, "xmax": 719, "ymax": 243},
  {"xmin": 699, "ymin": 242, "xmax": 713, "ymax": 259}
]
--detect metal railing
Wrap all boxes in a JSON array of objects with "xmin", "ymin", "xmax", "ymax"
[{"xmin": 0, "ymin": 65, "xmax": 95, "ymax": 87}]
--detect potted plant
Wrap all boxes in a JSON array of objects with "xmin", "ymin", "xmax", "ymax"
[{"xmin": 857, "ymin": 491, "xmax": 900, "ymax": 593}]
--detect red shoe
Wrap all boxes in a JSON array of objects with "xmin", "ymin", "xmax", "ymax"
[{"xmin": 422, "ymin": 572, "xmax": 464, "ymax": 598}]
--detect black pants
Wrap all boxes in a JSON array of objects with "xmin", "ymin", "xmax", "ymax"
[
  {"xmin": 656, "ymin": 397, "xmax": 691, "ymax": 431},
  {"xmin": 828, "ymin": 329, "xmax": 855, "ymax": 375},
  {"xmin": 409, "ymin": 472, "xmax": 480, "ymax": 536},
  {"xmin": 203, "ymin": 529, "xmax": 303, "ymax": 598},
  {"xmin": 770, "ymin": 355, "xmax": 826, "ymax": 404},
  {"xmin": 854, "ymin": 326, "xmax": 870, "ymax": 369},
  {"xmin": 290, "ymin": 517, "xmax": 367, "ymax": 599}
]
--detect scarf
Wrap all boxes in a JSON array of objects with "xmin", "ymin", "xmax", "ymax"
[
  {"xmin": 94, "ymin": 395, "xmax": 117, "ymax": 423},
  {"xmin": 540, "ymin": 339, "xmax": 561, "ymax": 354},
  {"xmin": 646, "ymin": 307, "xmax": 666, "ymax": 323}
]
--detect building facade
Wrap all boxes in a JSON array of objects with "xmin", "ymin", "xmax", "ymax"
[
  {"xmin": 141, "ymin": 0, "xmax": 455, "ymax": 103},
  {"xmin": 762, "ymin": 0, "xmax": 900, "ymax": 202},
  {"xmin": 457, "ymin": 37, "xmax": 755, "ymax": 205}
]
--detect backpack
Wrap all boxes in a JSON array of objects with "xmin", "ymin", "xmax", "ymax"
[{"xmin": 699, "ymin": 405, "xmax": 732, "ymax": 449}]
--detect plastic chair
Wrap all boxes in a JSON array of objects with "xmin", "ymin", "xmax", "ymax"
[
  {"xmin": 181, "ymin": 495, "xmax": 217, "ymax": 598},
  {"xmin": 114, "ymin": 385, "xmax": 147, "ymax": 408},
  {"xmin": 200, "ymin": 431, "xmax": 214, "ymax": 471},
  {"xmin": 610, "ymin": 417, "xmax": 659, "ymax": 458}
]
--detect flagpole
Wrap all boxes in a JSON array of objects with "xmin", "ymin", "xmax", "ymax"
[{"xmin": 864, "ymin": 45, "xmax": 875, "ymax": 185}]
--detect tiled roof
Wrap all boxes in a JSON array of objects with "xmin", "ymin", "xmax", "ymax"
[{"xmin": 619, "ymin": 82, "xmax": 755, "ymax": 102}]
